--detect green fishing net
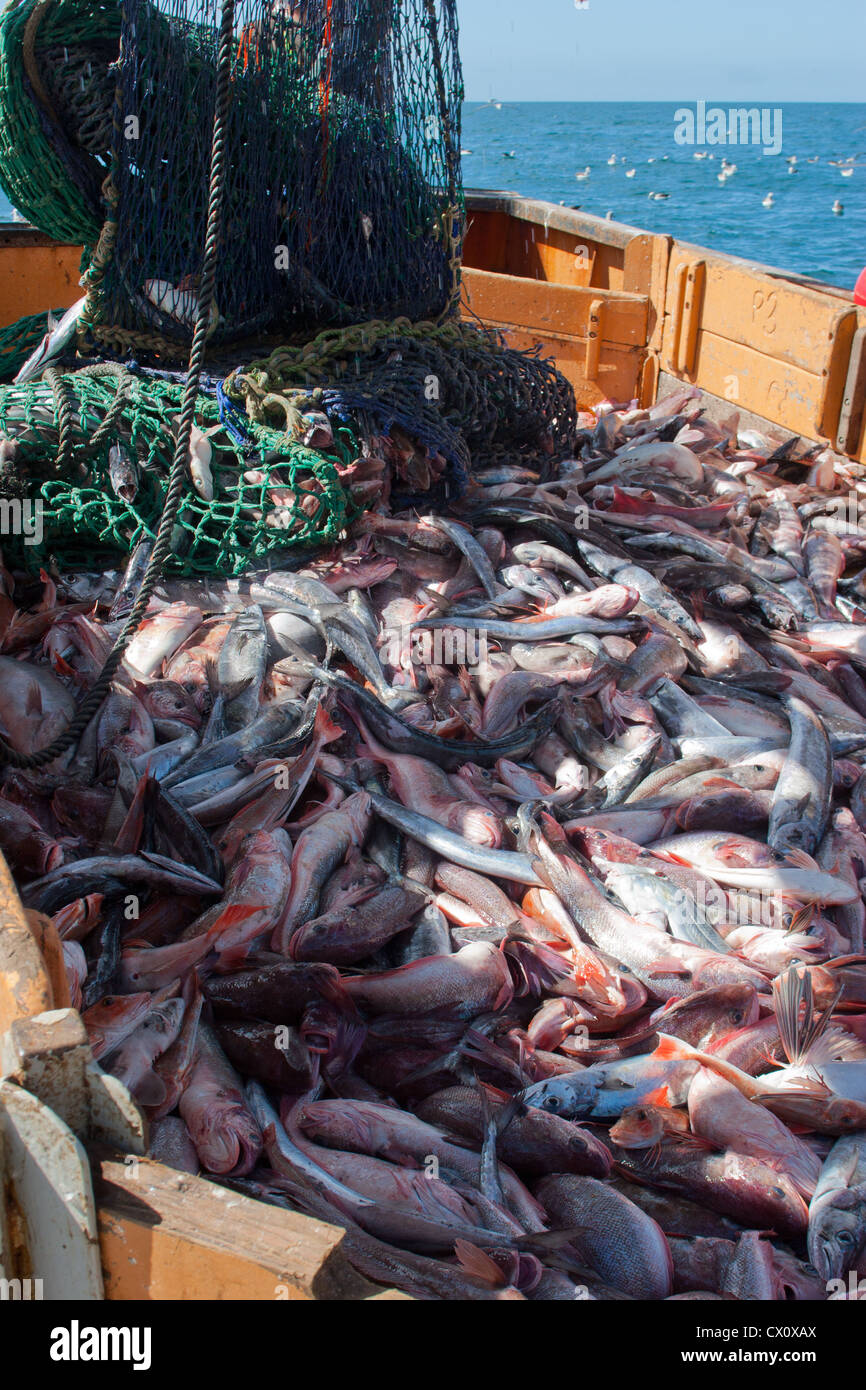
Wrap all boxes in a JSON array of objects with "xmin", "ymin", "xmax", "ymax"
[{"xmin": 0, "ymin": 368, "xmax": 360, "ymax": 574}]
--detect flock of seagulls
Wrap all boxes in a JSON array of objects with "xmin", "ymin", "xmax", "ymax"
[
  {"xmin": 463, "ymin": 117, "xmax": 858, "ymax": 221},
  {"xmin": 564, "ymin": 149, "xmax": 856, "ymax": 216}
]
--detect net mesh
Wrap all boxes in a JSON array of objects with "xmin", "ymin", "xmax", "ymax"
[
  {"xmin": 0, "ymin": 367, "xmax": 360, "ymax": 574},
  {"xmin": 0, "ymin": 0, "xmax": 462, "ymax": 354},
  {"xmin": 0, "ymin": 0, "xmax": 579, "ymax": 571}
]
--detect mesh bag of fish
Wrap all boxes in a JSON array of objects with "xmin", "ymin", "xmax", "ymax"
[
  {"xmin": 0, "ymin": 369, "xmax": 362, "ymax": 573},
  {"xmin": 0, "ymin": 325, "xmax": 579, "ymax": 573},
  {"xmin": 5, "ymin": 386, "xmax": 866, "ymax": 1301}
]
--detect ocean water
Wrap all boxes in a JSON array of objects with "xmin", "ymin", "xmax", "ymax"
[
  {"xmin": 460, "ymin": 102, "xmax": 866, "ymax": 290},
  {"xmin": 0, "ymin": 100, "xmax": 862, "ymax": 289}
]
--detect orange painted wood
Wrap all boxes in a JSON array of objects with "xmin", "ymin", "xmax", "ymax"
[
  {"xmin": 624, "ymin": 232, "xmax": 671, "ymax": 353},
  {"xmin": 688, "ymin": 329, "xmax": 838, "ymax": 441},
  {"xmin": 663, "ymin": 250, "xmax": 855, "ymax": 375},
  {"xmin": 93, "ymin": 1152, "xmax": 382, "ymax": 1301},
  {"xmin": 461, "ymin": 266, "xmax": 647, "ymax": 405},
  {"xmin": 0, "ymin": 852, "xmax": 53, "ymax": 1033},
  {"xmin": 0, "ymin": 233, "xmax": 81, "ymax": 326},
  {"xmin": 462, "ymin": 266, "xmax": 646, "ymax": 344},
  {"xmin": 660, "ymin": 243, "xmax": 858, "ymax": 443}
]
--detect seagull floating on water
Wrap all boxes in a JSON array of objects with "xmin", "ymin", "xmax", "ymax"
[
  {"xmin": 762, "ymin": 192, "xmax": 775, "ymax": 208},
  {"xmin": 841, "ymin": 167, "xmax": 854, "ymax": 178},
  {"xmin": 625, "ymin": 168, "xmax": 636, "ymax": 178},
  {"xmin": 575, "ymin": 167, "xmax": 591, "ymax": 181},
  {"xmin": 833, "ymin": 199, "xmax": 845, "ymax": 215},
  {"xmin": 607, "ymin": 154, "xmax": 617, "ymax": 165}
]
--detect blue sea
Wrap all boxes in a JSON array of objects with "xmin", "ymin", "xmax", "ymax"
[
  {"xmin": 1, "ymin": 101, "xmax": 862, "ymax": 289},
  {"xmin": 460, "ymin": 102, "xmax": 866, "ymax": 290}
]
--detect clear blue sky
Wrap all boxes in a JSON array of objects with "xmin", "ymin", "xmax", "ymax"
[{"xmin": 457, "ymin": 0, "xmax": 865, "ymax": 102}]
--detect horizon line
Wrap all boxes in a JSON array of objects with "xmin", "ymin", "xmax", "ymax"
[{"xmin": 462, "ymin": 98, "xmax": 866, "ymax": 105}]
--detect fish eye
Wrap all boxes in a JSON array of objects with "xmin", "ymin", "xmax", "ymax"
[
  {"xmin": 836, "ymin": 1231, "xmax": 856, "ymax": 1248},
  {"xmin": 772, "ymin": 1186, "xmax": 786, "ymax": 1199},
  {"xmin": 782, "ymin": 913, "xmax": 793, "ymax": 928},
  {"xmin": 544, "ymin": 1096, "xmax": 561, "ymax": 1113},
  {"xmin": 635, "ymin": 1109, "xmax": 646, "ymax": 1121},
  {"xmin": 731, "ymin": 1010, "xmax": 743, "ymax": 1024}
]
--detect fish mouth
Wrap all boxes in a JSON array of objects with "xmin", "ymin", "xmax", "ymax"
[
  {"xmin": 814, "ymin": 1239, "xmax": 843, "ymax": 1283},
  {"xmin": 43, "ymin": 844, "xmax": 65, "ymax": 874},
  {"xmin": 155, "ymin": 708, "xmax": 200, "ymax": 729}
]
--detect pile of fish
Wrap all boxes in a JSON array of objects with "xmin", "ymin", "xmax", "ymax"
[{"xmin": 4, "ymin": 383, "xmax": 866, "ymax": 1301}]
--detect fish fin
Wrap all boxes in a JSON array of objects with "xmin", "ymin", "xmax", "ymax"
[
  {"xmin": 773, "ymin": 964, "xmax": 840, "ymax": 1066},
  {"xmin": 643, "ymin": 1084, "xmax": 671, "ymax": 1107},
  {"xmin": 785, "ymin": 847, "xmax": 821, "ymax": 870},
  {"xmin": 647, "ymin": 956, "xmax": 693, "ymax": 977},
  {"xmin": 313, "ymin": 703, "xmax": 345, "ymax": 746},
  {"xmin": 24, "ymin": 681, "xmax": 43, "ymax": 717},
  {"xmin": 787, "ymin": 904, "xmax": 816, "ymax": 935},
  {"xmin": 676, "ymin": 1132, "xmax": 717, "ymax": 1152},
  {"xmin": 479, "ymin": 1080, "xmax": 514, "ymax": 1104},
  {"xmin": 220, "ymin": 675, "xmax": 254, "ymax": 705},
  {"xmin": 208, "ymin": 903, "xmax": 267, "ymax": 935},
  {"xmin": 653, "ymin": 1033, "xmax": 698, "ymax": 1062},
  {"xmin": 50, "ymin": 652, "xmax": 78, "ymax": 680},
  {"xmin": 714, "ymin": 843, "xmax": 751, "ymax": 868}
]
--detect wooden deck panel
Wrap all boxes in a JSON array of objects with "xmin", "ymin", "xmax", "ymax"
[
  {"xmin": 92, "ymin": 1153, "xmax": 383, "ymax": 1301},
  {"xmin": 461, "ymin": 265, "xmax": 648, "ymax": 405}
]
